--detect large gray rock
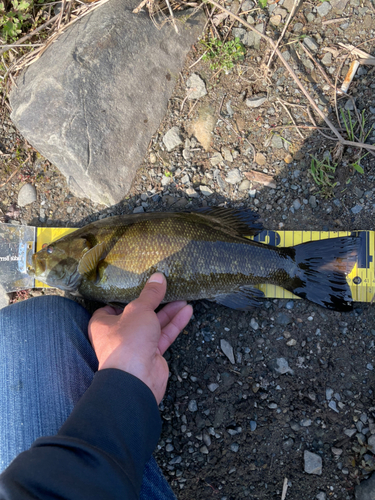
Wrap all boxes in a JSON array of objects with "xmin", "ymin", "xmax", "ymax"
[
  {"xmin": 355, "ymin": 473, "xmax": 375, "ymax": 500},
  {"xmin": 10, "ymin": 0, "xmax": 204, "ymax": 205}
]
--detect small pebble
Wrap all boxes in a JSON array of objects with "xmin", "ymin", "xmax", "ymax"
[
  {"xmin": 17, "ymin": 184, "xmax": 37, "ymax": 207},
  {"xmin": 328, "ymin": 400, "xmax": 339, "ymax": 413},
  {"xmin": 303, "ymin": 36, "xmax": 319, "ymax": 51},
  {"xmin": 316, "ymin": 1, "xmax": 331, "ymax": 16},
  {"xmin": 230, "ymin": 443, "xmax": 239, "ymax": 452},
  {"xmin": 250, "ymin": 318, "xmax": 259, "ymax": 330},
  {"xmin": 225, "ymin": 169, "xmax": 242, "ymax": 185},
  {"xmin": 304, "ymin": 450, "xmax": 322, "ymax": 475},
  {"xmin": 186, "ymin": 73, "xmax": 207, "ymax": 100},
  {"xmin": 163, "ymin": 127, "xmax": 183, "ymax": 152},
  {"xmin": 220, "ymin": 339, "xmax": 235, "ymax": 364},
  {"xmin": 188, "ymin": 400, "xmax": 198, "ymax": 412},
  {"xmin": 246, "ymin": 95, "xmax": 267, "ymax": 108},
  {"xmin": 250, "ymin": 421, "xmax": 257, "ymax": 431}
]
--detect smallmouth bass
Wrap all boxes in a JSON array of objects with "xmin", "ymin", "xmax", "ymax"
[{"xmin": 28, "ymin": 208, "xmax": 359, "ymax": 311}]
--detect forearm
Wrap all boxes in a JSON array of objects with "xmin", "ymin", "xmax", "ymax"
[{"xmin": 0, "ymin": 369, "xmax": 161, "ymax": 500}]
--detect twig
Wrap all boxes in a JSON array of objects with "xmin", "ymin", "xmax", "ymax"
[
  {"xmin": 0, "ymin": 166, "xmax": 21, "ymax": 188},
  {"xmin": 307, "ymin": 108, "xmax": 337, "ymax": 141},
  {"xmin": 271, "ymin": 124, "xmax": 340, "ymax": 131},
  {"xmin": 218, "ymin": 93, "xmax": 225, "ymax": 116},
  {"xmin": 165, "ymin": 0, "xmax": 178, "ymax": 34},
  {"xmin": 298, "ymin": 40, "xmax": 335, "ymax": 89},
  {"xmin": 0, "ymin": 13, "xmax": 59, "ymax": 56},
  {"xmin": 277, "ymin": 98, "xmax": 304, "ymax": 138},
  {"xmin": 132, "ymin": 0, "xmax": 148, "ymax": 14},
  {"xmin": 204, "ymin": 3, "xmax": 221, "ymax": 40},
  {"xmin": 57, "ymin": 0, "xmax": 66, "ymax": 31},
  {"xmin": 359, "ymin": 57, "xmax": 375, "ymax": 65},
  {"xmin": 322, "ymin": 17, "xmax": 349, "ymax": 25},
  {"xmin": 188, "ymin": 50, "xmax": 208, "ymax": 69},
  {"xmin": 205, "ymin": 0, "xmax": 375, "ymax": 153},
  {"xmin": 222, "ymin": 1, "xmax": 242, "ymax": 43},
  {"xmin": 187, "ymin": 99, "xmax": 199, "ymax": 117},
  {"xmin": 0, "ymin": 43, "xmax": 43, "ymax": 48},
  {"xmin": 281, "ymin": 477, "xmax": 289, "ymax": 500},
  {"xmin": 338, "ymin": 42, "xmax": 373, "ymax": 59},
  {"xmin": 267, "ymin": 0, "xmax": 300, "ymax": 68}
]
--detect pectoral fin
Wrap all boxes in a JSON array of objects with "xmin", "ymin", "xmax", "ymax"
[
  {"xmin": 211, "ymin": 286, "xmax": 264, "ymax": 310},
  {"xmin": 78, "ymin": 242, "xmax": 106, "ymax": 280}
]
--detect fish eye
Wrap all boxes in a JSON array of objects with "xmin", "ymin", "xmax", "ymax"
[{"xmin": 47, "ymin": 246, "xmax": 53, "ymax": 254}]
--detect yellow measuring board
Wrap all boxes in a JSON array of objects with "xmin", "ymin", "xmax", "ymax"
[{"xmin": 35, "ymin": 227, "xmax": 375, "ymax": 303}]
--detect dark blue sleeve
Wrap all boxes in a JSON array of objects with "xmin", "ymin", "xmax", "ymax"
[{"xmin": 0, "ymin": 369, "xmax": 161, "ymax": 499}]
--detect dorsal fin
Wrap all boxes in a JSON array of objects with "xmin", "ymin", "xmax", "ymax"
[
  {"xmin": 78, "ymin": 242, "xmax": 106, "ymax": 276},
  {"xmin": 188, "ymin": 207, "xmax": 263, "ymax": 237}
]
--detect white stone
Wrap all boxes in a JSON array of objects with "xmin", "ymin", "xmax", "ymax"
[
  {"xmin": 304, "ymin": 450, "xmax": 322, "ymax": 475},
  {"xmin": 322, "ymin": 52, "xmax": 332, "ymax": 65},
  {"xmin": 225, "ymin": 169, "xmax": 242, "ymax": 184},
  {"xmin": 246, "ymin": 95, "xmax": 267, "ymax": 108},
  {"xmin": 163, "ymin": 127, "xmax": 183, "ymax": 152},
  {"xmin": 186, "ymin": 73, "xmax": 207, "ymax": 100},
  {"xmin": 200, "ymin": 185, "xmax": 213, "ymax": 196},
  {"xmin": 17, "ymin": 184, "xmax": 37, "ymax": 207},
  {"xmin": 185, "ymin": 187, "xmax": 198, "ymax": 198},
  {"xmin": 220, "ymin": 339, "xmax": 235, "ymax": 364},
  {"xmin": 316, "ymin": 1, "xmax": 331, "ymax": 16},
  {"xmin": 161, "ymin": 175, "xmax": 172, "ymax": 186},
  {"xmin": 210, "ymin": 152, "xmax": 224, "ymax": 166},
  {"xmin": 303, "ymin": 36, "xmax": 319, "ymax": 52}
]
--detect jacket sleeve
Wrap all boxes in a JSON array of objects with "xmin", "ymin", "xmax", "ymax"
[{"xmin": 0, "ymin": 369, "xmax": 162, "ymax": 500}]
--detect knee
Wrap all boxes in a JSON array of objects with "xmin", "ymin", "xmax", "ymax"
[{"xmin": 0, "ymin": 295, "xmax": 91, "ymax": 345}]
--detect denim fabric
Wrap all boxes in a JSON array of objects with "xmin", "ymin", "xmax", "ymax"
[{"xmin": 0, "ymin": 295, "xmax": 176, "ymax": 500}]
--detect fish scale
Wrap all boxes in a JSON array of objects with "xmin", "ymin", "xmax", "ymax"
[{"xmin": 28, "ymin": 209, "xmax": 360, "ymax": 311}]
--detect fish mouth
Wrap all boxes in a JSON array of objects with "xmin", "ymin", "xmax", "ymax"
[{"xmin": 27, "ymin": 253, "xmax": 44, "ymax": 277}]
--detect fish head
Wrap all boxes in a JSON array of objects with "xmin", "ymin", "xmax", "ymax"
[{"xmin": 28, "ymin": 237, "xmax": 90, "ymax": 290}]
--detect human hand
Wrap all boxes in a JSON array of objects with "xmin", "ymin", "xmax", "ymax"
[{"xmin": 88, "ymin": 273, "xmax": 193, "ymax": 404}]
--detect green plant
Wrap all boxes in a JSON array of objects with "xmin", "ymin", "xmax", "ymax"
[
  {"xmin": 201, "ymin": 37, "xmax": 246, "ymax": 73},
  {"xmin": 340, "ymin": 108, "xmax": 372, "ymax": 143},
  {"xmin": 258, "ymin": 0, "xmax": 267, "ymax": 8},
  {"xmin": 0, "ymin": 0, "xmax": 32, "ymax": 41},
  {"xmin": 309, "ymin": 155, "xmax": 337, "ymax": 197},
  {"xmin": 339, "ymin": 109, "xmax": 373, "ymax": 173}
]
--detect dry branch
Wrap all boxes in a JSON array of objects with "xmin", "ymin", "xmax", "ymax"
[
  {"xmin": 298, "ymin": 40, "xmax": 335, "ymax": 89},
  {"xmin": 267, "ymin": 0, "xmax": 300, "ymax": 68}
]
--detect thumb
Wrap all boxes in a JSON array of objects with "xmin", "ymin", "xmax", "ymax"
[{"xmin": 136, "ymin": 272, "xmax": 167, "ymax": 311}]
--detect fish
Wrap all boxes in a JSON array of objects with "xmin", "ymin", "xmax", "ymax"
[{"xmin": 27, "ymin": 208, "xmax": 360, "ymax": 312}]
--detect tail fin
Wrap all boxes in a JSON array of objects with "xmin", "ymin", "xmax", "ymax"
[{"xmin": 286, "ymin": 236, "xmax": 359, "ymax": 312}]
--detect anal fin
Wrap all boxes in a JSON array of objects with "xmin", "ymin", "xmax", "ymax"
[{"xmin": 211, "ymin": 286, "xmax": 265, "ymax": 310}]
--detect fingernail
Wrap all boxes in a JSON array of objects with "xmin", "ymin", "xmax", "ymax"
[{"xmin": 148, "ymin": 272, "xmax": 165, "ymax": 284}]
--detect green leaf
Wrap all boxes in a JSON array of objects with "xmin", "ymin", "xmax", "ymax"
[
  {"xmin": 18, "ymin": 0, "xmax": 30, "ymax": 11},
  {"xmin": 353, "ymin": 163, "xmax": 364, "ymax": 174},
  {"xmin": 258, "ymin": 0, "xmax": 267, "ymax": 8}
]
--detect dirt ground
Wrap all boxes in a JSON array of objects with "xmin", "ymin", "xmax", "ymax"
[{"xmin": 1, "ymin": 0, "xmax": 375, "ymax": 498}]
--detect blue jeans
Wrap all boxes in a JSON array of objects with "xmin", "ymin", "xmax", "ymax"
[{"xmin": 0, "ymin": 295, "xmax": 176, "ymax": 500}]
